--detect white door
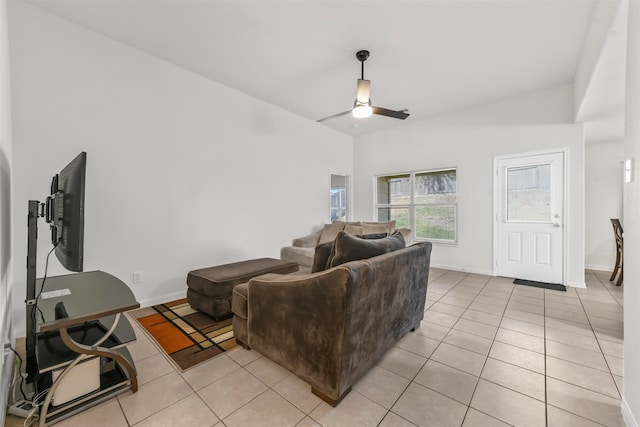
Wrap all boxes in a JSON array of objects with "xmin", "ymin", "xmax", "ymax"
[{"xmin": 495, "ymin": 151, "xmax": 564, "ymax": 284}]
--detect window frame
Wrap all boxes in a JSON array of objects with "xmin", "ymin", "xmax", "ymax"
[{"xmin": 375, "ymin": 167, "xmax": 458, "ymax": 244}]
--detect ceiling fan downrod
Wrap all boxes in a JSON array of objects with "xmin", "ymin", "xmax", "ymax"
[{"xmin": 356, "ymin": 50, "xmax": 369, "ymax": 80}]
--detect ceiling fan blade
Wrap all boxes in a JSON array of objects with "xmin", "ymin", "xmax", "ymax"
[
  {"xmin": 372, "ymin": 106, "xmax": 410, "ymax": 120},
  {"xmin": 317, "ymin": 110, "xmax": 352, "ymax": 123},
  {"xmin": 356, "ymin": 79, "xmax": 371, "ymax": 103}
]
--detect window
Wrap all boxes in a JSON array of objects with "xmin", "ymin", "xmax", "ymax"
[
  {"xmin": 506, "ymin": 164, "xmax": 551, "ymax": 222},
  {"xmin": 376, "ymin": 168, "xmax": 457, "ymax": 242}
]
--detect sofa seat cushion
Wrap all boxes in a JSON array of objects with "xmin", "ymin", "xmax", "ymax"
[{"xmin": 329, "ymin": 231, "xmax": 405, "ymax": 268}]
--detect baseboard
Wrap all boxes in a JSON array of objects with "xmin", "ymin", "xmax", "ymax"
[
  {"xmin": 430, "ymin": 263, "xmax": 588, "ymax": 289},
  {"xmin": 138, "ymin": 290, "xmax": 187, "ymax": 308},
  {"xmin": 585, "ymin": 264, "xmax": 614, "ymax": 272},
  {"xmin": 429, "ymin": 263, "xmax": 494, "ymax": 276},
  {"xmin": 566, "ymin": 280, "xmax": 586, "ymax": 289},
  {"xmin": 622, "ymin": 397, "xmax": 639, "ymax": 427}
]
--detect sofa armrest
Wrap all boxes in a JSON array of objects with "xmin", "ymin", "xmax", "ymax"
[
  {"xmin": 245, "ymin": 269, "xmax": 351, "ymax": 398},
  {"xmin": 291, "ymin": 230, "xmax": 322, "ymax": 248}
]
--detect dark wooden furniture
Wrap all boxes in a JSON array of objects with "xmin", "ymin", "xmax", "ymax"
[{"xmin": 610, "ymin": 218, "xmax": 623, "ymax": 286}]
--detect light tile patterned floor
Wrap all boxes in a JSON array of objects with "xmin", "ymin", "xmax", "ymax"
[{"xmin": 5, "ymin": 269, "xmax": 625, "ymax": 426}]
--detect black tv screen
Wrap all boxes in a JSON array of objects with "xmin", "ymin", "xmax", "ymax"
[{"xmin": 49, "ymin": 152, "xmax": 86, "ymax": 272}]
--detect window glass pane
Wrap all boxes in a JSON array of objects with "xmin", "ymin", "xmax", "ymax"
[
  {"xmin": 330, "ymin": 188, "xmax": 347, "ymax": 221},
  {"xmin": 377, "ymin": 174, "xmax": 411, "ymax": 205},
  {"xmin": 377, "ymin": 207, "xmax": 410, "ymax": 229},
  {"xmin": 414, "ymin": 170, "xmax": 457, "ymax": 204},
  {"xmin": 330, "ymin": 174, "xmax": 348, "ymax": 221},
  {"xmin": 415, "ymin": 206, "xmax": 456, "ymax": 240},
  {"xmin": 507, "ymin": 164, "xmax": 551, "ymax": 221}
]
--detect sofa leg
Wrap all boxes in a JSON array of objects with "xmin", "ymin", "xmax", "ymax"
[{"xmin": 311, "ymin": 386, "xmax": 351, "ymax": 407}]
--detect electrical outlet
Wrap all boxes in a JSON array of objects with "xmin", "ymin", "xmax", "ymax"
[
  {"xmin": 132, "ymin": 271, "xmax": 143, "ymax": 284},
  {"xmin": 9, "ymin": 399, "xmax": 35, "ymax": 418}
]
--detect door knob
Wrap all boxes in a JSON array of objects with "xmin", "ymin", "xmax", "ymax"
[{"xmin": 552, "ymin": 223, "xmax": 560, "ymax": 228}]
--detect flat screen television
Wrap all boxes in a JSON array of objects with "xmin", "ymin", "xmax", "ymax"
[
  {"xmin": 24, "ymin": 151, "xmax": 87, "ymax": 382},
  {"xmin": 45, "ymin": 151, "xmax": 86, "ymax": 272}
]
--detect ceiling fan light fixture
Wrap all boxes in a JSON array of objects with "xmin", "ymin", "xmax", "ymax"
[
  {"xmin": 352, "ymin": 100, "xmax": 372, "ymax": 118},
  {"xmin": 316, "ymin": 49, "xmax": 410, "ymax": 123}
]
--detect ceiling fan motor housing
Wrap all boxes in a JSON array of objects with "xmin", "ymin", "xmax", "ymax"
[{"xmin": 356, "ymin": 50, "xmax": 370, "ymax": 62}]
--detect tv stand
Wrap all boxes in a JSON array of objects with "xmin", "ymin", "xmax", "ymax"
[{"xmin": 32, "ymin": 271, "xmax": 140, "ymax": 426}]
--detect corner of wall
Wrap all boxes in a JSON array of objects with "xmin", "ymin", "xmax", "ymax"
[{"xmin": 623, "ymin": 398, "xmax": 640, "ymax": 427}]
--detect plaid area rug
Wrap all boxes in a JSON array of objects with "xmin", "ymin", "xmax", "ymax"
[{"xmin": 132, "ymin": 298, "xmax": 237, "ymax": 371}]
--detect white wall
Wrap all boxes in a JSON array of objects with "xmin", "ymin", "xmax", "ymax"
[
  {"xmin": 585, "ymin": 140, "xmax": 624, "ymax": 270},
  {"xmin": 623, "ymin": 1, "xmax": 640, "ymax": 426},
  {"xmin": 0, "ymin": 0, "xmax": 13, "ymax": 421},
  {"xmin": 573, "ymin": 0, "xmax": 623, "ymax": 119},
  {"xmin": 8, "ymin": 1, "xmax": 353, "ymax": 337},
  {"xmin": 353, "ymin": 86, "xmax": 586, "ymax": 286}
]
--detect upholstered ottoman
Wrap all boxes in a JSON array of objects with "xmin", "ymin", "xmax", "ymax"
[{"xmin": 186, "ymin": 258, "xmax": 298, "ymax": 320}]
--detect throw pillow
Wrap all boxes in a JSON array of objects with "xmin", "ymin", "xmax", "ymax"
[
  {"xmin": 311, "ymin": 241, "xmax": 335, "ymax": 273},
  {"xmin": 318, "ymin": 222, "xmax": 346, "ymax": 244},
  {"xmin": 329, "ymin": 231, "xmax": 406, "ymax": 268},
  {"xmin": 322, "ymin": 231, "xmax": 387, "ymax": 271},
  {"xmin": 357, "ymin": 233, "xmax": 388, "ymax": 239}
]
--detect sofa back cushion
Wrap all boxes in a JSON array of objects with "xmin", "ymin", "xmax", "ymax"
[
  {"xmin": 318, "ymin": 222, "xmax": 346, "ymax": 244},
  {"xmin": 329, "ymin": 231, "xmax": 406, "ymax": 268},
  {"xmin": 362, "ymin": 220, "xmax": 396, "ymax": 236}
]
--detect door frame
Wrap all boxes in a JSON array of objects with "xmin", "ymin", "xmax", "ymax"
[{"xmin": 492, "ymin": 148, "xmax": 569, "ymax": 284}]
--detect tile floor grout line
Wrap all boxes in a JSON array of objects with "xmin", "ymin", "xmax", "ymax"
[
  {"xmin": 572, "ymin": 277, "xmax": 623, "ymax": 401},
  {"xmin": 21, "ymin": 269, "xmax": 620, "ymax": 427},
  {"xmin": 543, "ymin": 286, "xmax": 548, "ymax": 426},
  {"xmin": 541, "ymin": 276, "xmax": 624, "ymax": 425},
  {"xmin": 377, "ymin": 280, "xmax": 465, "ymax": 422},
  {"xmin": 457, "ymin": 275, "xmax": 516, "ymax": 426},
  {"xmin": 383, "ymin": 275, "xmax": 475, "ymax": 421},
  {"xmin": 588, "ymin": 269, "xmax": 624, "ymax": 308},
  {"xmin": 546, "ymin": 402, "xmax": 609, "ymax": 427},
  {"xmin": 397, "ymin": 271, "xmax": 475, "ymax": 426}
]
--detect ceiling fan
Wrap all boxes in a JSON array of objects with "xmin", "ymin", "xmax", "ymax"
[{"xmin": 318, "ymin": 50, "xmax": 410, "ymax": 123}]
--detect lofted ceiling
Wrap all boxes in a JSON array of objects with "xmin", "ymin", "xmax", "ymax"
[{"xmin": 24, "ymin": 0, "xmax": 623, "ymax": 137}]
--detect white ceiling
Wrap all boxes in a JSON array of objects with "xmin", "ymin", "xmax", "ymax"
[{"xmin": 25, "ymin": 0, "xmax": 620, "ymax": 137}]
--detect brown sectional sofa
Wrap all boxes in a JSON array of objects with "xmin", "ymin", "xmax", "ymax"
[
  {"xmin": 232, "ymin": 240, "xmax": 432, "ymax": 405},
  {"xmin": 280, "ymin": 220, "xmax": 411, "ymax": 268}
]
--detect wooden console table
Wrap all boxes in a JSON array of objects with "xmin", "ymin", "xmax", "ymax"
[{"xmin": 34, "ymin": 271, "xmax": 139, "ymax": 426}]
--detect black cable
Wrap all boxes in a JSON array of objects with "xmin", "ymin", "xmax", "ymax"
[
  {"xmin": 36, "ymin": 242, "xmax": 59, "ymax": 302},
  {"xmin": 33, "ymin": 242, "xmax": 59, "ymax": 324},
  {"xmin": 8, "ymin": 346, "xmax": 28, "ymax": 401}
]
